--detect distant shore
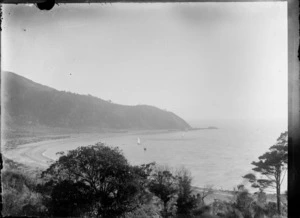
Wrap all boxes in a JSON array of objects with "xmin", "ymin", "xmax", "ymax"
[
  {"xmin": 189, "ymin": 126, "xmax": 219, "ymax": 131},
  {"xmin": 192, "ymin": 187, "xmax": 286, "ymax": 205}
]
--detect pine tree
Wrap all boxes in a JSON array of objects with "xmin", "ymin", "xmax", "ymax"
[{"xmin": 243, "ymin": 131, "xmax": 287, "ymax": 215}]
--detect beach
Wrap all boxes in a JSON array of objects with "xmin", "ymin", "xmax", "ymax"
[{"xmin": 3, "ymin": 129, "xmax": 178, "ymax": 169}]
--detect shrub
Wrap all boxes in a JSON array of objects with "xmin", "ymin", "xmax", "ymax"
[{"xmin": 2, "ymin": 170, "xmax": 45, "ymax": 217}]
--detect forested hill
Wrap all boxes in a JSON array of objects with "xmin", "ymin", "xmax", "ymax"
[{"xmin": 2, "ymin": 72, "xmax": 191, "ymax": 130}]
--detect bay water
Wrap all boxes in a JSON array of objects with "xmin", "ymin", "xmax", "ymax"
[
  {"xmin": 44, "ymin": 118, "xmax": 287, "ymax": 193},
  {"xmin": 99, "ymin": 118, "xmax": 287, "ymax": 192}
]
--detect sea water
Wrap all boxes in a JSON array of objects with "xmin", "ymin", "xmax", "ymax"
[
  {"xmin": 42, "ymin": 118, "xmax": 287, "ymax": 193},
  {"xmin": 101, "ymin": 118, "xmax": 287, "ymax": 192}
]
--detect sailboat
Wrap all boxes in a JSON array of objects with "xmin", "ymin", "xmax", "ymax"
[{"xmin": 137, "ymin": 137, "xmax": 147, "ymax": 151}]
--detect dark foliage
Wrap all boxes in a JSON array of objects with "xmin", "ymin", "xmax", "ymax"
[
  {"xmin": 234, "ymin": 189, "xmax": 253, "ymax": 218},
  {"xmin": 265, "ymin": 202, "xmax": 277, "ymax": 218},
  {"xmin": 148, "ymin": 166, "xmax": 178, "ymax": 218},
  {"xmin": 176, "ymin": 168, "xmax": 197, "ymax": 217},
  {"xmin": 47, "ymin": 180, "xmax": 91, "ymax": 217},
  {"xmin": 39, "ymin": 143, "xmax": 150, "ymax": 217},
  {"xmin": 2, "ymin": 170, "xmax": 46, "ymax": 217}
]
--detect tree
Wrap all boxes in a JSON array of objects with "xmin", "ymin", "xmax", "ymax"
[
  {"xmin": 42, "ymin": 180, "xmax": 91, "ymax": 217},
  {"xmin": 243, "ymin": 131, "xmax": 287, "ymax": 215},
  {"xmin": 148, "ymin": 165, "xmax": 178, "ymax": 218},
  {"xmin": 175, "ymin": 167, "xmax": 197, "ymax": 217},
  {"xmin": 40, "ymin": 143, "xmax": 148, "ymax": 217},
  {"xmin": 198, "ymin": 185, "xmax": 214, "ymax": 207}
]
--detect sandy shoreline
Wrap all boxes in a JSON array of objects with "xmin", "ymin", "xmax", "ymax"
[
  {"xmin": 4, "ymin": 127, "xmax": 216, "ymax": 169},
  {"xmin": 4, "ymin": 133, "xmax": 112, "ymax": 168},
  {"xmin": 3, "ymin": 130, "xmax": 179, "ymax": 169}
]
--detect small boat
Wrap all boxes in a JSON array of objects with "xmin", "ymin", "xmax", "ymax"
[{"xmin": 137, "ymin": 137, "xmax": 141, "ymax": 145}]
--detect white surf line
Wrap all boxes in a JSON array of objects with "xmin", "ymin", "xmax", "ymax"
[
  {"xmin": 41, "ymin": 150, "xmax": 55, "ymax": 162},
  {"xmin": 41, "ymin": 151, "xmax": 48, "ymax": 157}
]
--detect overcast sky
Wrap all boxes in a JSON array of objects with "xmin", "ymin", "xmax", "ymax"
[{"xmin": 2, "ymin": 2, "xmax": 287, "ymax": 122}]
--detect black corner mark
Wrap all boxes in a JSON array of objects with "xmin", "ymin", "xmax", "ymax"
[{"xmin": 36, "ymin": 0, "xmax": 56, "ymax": 10}]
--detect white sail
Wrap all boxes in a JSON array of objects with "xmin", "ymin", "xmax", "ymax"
[{"xmin": 137, "ymin": 137, "xmax": 141, "ymax": 145}]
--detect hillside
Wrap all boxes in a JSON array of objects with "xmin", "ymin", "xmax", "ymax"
[{"xmin": 2, "ymin": 71, "xmax": 191, "ymax": 131}]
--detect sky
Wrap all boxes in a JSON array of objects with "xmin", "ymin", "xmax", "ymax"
[{"xmin": 1, "ymin": 2, "xmax": 287, "ymax": 122}]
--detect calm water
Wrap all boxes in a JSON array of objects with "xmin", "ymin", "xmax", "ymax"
[{"xmin": 46, "ymin": 118, "xmax": 287, "ymax": 192}]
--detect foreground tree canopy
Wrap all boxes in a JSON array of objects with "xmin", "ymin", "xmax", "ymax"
[
  {"xmin": 40, "ymin": 143, "xmax": 150, "ymax": 217},
  {"xmin": 37, "ymin": 143, "xmax": 205, "ymax": 218}
]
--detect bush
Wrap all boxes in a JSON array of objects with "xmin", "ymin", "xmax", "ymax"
[
  {"xmin": 2, "ymin": 170, "xmax": 46, "ymax": 217},
  {"xmin": 176, "ymin": 167, "xmax": 197, "ymax": 217},
  {"xmin": 148, "ymin": 165, "xmax": 178, "ymax": 218},
  {"xmin": 124, "ymin": 199, "xmax": 161, "ymax": 218},
  {"xmin": 265, "ymin": 202, "xmax": 278, "ymax": 217},
  {"xmin": 232, "ymin": 186, "xmax": 254, "ymax": 218}
]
